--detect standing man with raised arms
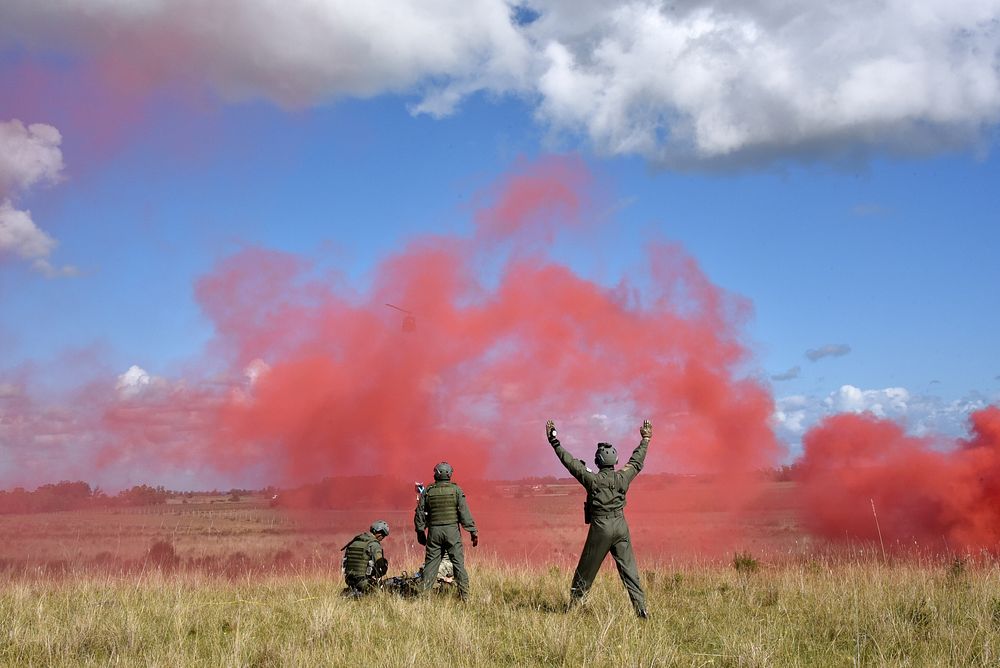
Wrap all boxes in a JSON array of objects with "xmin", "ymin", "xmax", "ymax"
[{"xmin": 546, "ymin": 418, "xmax": 652, "ymax": 618}]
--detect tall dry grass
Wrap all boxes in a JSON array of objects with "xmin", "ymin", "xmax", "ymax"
[{"xmin": 2, "ymin": 559, "xmax": 999, "ymax": 666}]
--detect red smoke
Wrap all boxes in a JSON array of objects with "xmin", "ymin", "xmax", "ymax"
[
  {"xmin": 6, "ymin": 154, "xmax": 999, "ymax": 558},
  {"xmin": 797, "ymin": 406, "xmax": 1000, "ymax": 550},
  {"xmin": 96, "ymin": 156, "xmax": 781, "ymax": 498},
  {"xmin": 204, "ymin": 163, "xmax": 779, "ymax": 486}
]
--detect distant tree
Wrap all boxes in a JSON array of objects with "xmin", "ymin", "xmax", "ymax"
[{"xmin": 116, "ymin": 484, "xmax": 168, "ymax": 507}]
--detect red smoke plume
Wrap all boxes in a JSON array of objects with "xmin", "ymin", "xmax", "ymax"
[
  {"xmin": 7, "ymin": 154, "xmax": 999, "ymax": 558},
  {"xmin": 203, "ymin": 162, "xmax": 779, "ymax": 485},
  {"xmin": 97, "ymin": 156, "xmax": 781, "ymax": 496},
  {"xmin": 797, "ymin": 406, "xmax": 1000, "ymax": 550}
]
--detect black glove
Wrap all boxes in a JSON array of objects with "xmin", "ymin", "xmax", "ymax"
[
  {"xmin": 546, "ymin": 420, "xmax": 559, "ymax": 446},
  {"xmin": 640, "ymin": 419, "xmax": 652, "ymax": 440},
  {"xmin": 416, "ymin": 530, "xmax": 426, "ymax": 546},
  {"xmin": 471, "ymin": 532, "xmax": 479, "ymax": 547}
]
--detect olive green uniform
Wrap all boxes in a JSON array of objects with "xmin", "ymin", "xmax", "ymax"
[
  {"xmin": 341, "ymin": 531, "xmax": 387, "ymax": 594},
  {"xmin": 414, "ymin": 481, "xmax": 477, "ymax": 597},
  {"xmin": 549, "ymin": 433, "xmax": 649, "ymax": 613}
]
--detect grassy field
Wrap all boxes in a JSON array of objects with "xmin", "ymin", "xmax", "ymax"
[
  {"xmin": 2, "ymin": 560, "xmax": 1000, "ymax": 666},
  {"xmin": 2, "ymin": 483, "xmax": 998, "ymax": 665}
]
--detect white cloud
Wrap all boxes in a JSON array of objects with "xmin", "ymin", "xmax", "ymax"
[
  {"xmin": 4, "ymin": 3, "xmax": 1000, "ymax": 166},
  {"xmin": 773, "ymin": 394, "xmax": 809, "ymax": 435},
  {"xmin": 532, "ymin": 1, "xmax": 1000, "ymax": 166},
  {"xmin": 0, "ymin": 200, "xmax": 55, "ymax": 260},
  {"xmin": 825, "ymin": 384, "xmax": 910, "ymax": 418},
  {"xmin": 775, "ymin": 384, "xmax": 988, "ymax": 447},
  {"xmin": 0, "ymin": 119, "xmax": 74, "ymax": 275},
  {"xmin": 0, "ymin": 1, "xmax": 533, "ymax": 113},
  {"xmin": 116, "ymin": 365, "xmax": 152, "ymax": 398},
  {"xmin": 0, "ymin": 120, "xmax": 64, "ymax": 196}
]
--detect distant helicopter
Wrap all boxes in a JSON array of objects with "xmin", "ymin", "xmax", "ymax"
[{"xmin": 384, "ymin": 303, "xmax": 417, "ymax": 332}]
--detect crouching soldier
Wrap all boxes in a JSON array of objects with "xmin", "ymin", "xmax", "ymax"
[
  {"xmin": 414, "ymin": 462, "xmax": 478, "ymax": 600},
  {"xmin": 341, "ymin": 520, "xmax": 390, "ymax": 596},
  {"xmin": 546, "ymin": 419, "xmax": 651, "ymax": 618}
]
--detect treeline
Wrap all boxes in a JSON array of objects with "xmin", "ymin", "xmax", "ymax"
[{"xmin": 0, "ymin": 481, "xmax": 169, "ymax": 514}]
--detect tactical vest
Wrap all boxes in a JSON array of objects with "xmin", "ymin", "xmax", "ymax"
[
  {"xmin": 425, "ymin": 482, "xmax": 459, "ymax": 525},
  {"xmin": 585, "ymin": 470, "xmax": 626, "ymax": 522},
  {"xmin": 343, "ymin": 533, "xmax": 376, "ymax": 577}
]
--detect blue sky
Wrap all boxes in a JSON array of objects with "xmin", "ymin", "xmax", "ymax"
[{"xmin": 1, "ymin": 1, "xmax": 1000, "ymax": 485}]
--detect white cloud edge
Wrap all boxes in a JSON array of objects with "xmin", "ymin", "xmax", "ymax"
[
  {"xmin": 0, "ymin": 119, "xmax": 75, "ymax": 275},
  {"xmin": 2, "ymin": 2, "xmax": 1000, "ymax": 166}
]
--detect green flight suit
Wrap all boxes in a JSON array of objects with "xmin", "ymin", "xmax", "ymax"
[
  {"xmin": 414, "ymin": 480, "xmax": 478, "ymax": 598},
  {"xmin": 341, "ymin": 531, "xmax": 387, "ymax": 595},
  {"xmin": 550, "ymin": 433, "xmax": 649, "ymax": 614}
]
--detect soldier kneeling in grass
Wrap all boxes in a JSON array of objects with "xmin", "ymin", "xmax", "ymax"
[{"xmin": 341, "ymin": 520, "xmax": 390, "ymax": 596}]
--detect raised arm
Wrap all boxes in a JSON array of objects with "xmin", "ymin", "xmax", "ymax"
[
  {"xmin": 547, "ymin": 420, "xmax": 592, "ymax": 485},
  {"xmin": 622, "ymin": 419, "xmax": 652, "ymax": 484}
]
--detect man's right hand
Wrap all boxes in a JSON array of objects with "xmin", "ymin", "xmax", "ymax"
[
  {"xmin": 640, "ymin": 419, "xmax": 652, "ymax": 440},
  {"xmin": 546, "ymin": 420, "xmax": 558, "ymax": 443},
  {"xmin": 415, "ymin": 530, "xmax": 426, "ymax": 546}
]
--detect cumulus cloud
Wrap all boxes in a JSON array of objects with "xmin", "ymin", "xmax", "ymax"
[
  {"xmin": 7, "ymin": 1, "xmax": 1000, "ymax": 166},
  {"xmin": 774, "ymin": 384, "xmax": 988, "ymax": 446},
  {"xmin": 0, "ymin": 1, "xmax": 533, "ymax": 113},
  {"xmin": 0, "ymin": 120, "xmax": 64, "ymax": 195},
  {"xmin": 115, "ymin": 365, "xmax": 153, "ymax": 399},
  {"xmin": 0, "ymin": 200, "xmax": 54, "ymax": 260},
  {"xmin": 0, "ymin": 2, "xmax": 997, "ymax": 168},
  {"xmin": 825, "ymin": 384, "xmax": 910, "ymax": 419},
  {"xmin": 805, "ymin": 343, "xmax": 851, "ymax": 361},
  {"xmin": 773, "ymin": 394, "xmax": 809, "ymax": 435},
  {"xmin": 0, "ymin": 119, "xmax": 75, "ymax": 276},
  {"xmin": 771, "ymin": 365, "xmax": 800, "ymax": 381}
]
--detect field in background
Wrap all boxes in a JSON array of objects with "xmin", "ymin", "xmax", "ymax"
[{"xmin": 0, "ymin": 479, "xmax": 805, "ymax": 574}]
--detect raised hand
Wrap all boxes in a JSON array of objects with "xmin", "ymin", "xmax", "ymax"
[
  {"xmin": 546, "ymin": 420, "xmax": 558, "ymax": 441},
  {"xmin": 640, "ymin": 419, "xmax": 652, "ymax": 439}
]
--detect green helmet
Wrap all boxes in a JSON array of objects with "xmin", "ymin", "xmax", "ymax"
[
  {"xmin": 370, "ymin": 520, "xmax": 390, "ymax": 537},
  {"xmin": 595, "ymin": 442, "xmax": 618, "ymax": 468},
  {"xmin": 433, "ymin": 462, "xmax": 453, "ymax": 481}
]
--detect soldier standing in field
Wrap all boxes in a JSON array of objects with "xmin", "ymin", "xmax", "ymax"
[
  {"xmin": 414, "ymin": 462, "xmax": 479, "ymax": 600},
  {"xmin": 341, "ymin": 520, "xmax": 390, "ymax": 596},
  {"xmin": 546, "ymin": 418, "xmax": 651, "ymax": 618}
]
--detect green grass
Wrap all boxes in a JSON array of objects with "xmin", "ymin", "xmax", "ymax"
[{"xmin": 2, "ymin": 561, "xmax": 1000, "ymax": 666}]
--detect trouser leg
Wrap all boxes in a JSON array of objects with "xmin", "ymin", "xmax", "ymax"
[
  {"xmin": 570, "ymin": 523, "xmax": 612, "ymax": 601},
  {"xmin": 421, "ymin": 528, "xmax": 444, "ymax": 592},
  {"xmin": 609, "ymin": 521, "xmax": 646, "ymax": 613},
  {"xmin": 345, "ymin": 575, "xmax": 374, "ymax": 596},
  {"xmin": 445, "ymin": 527, "xmax": 470, "ymax": 598}
]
